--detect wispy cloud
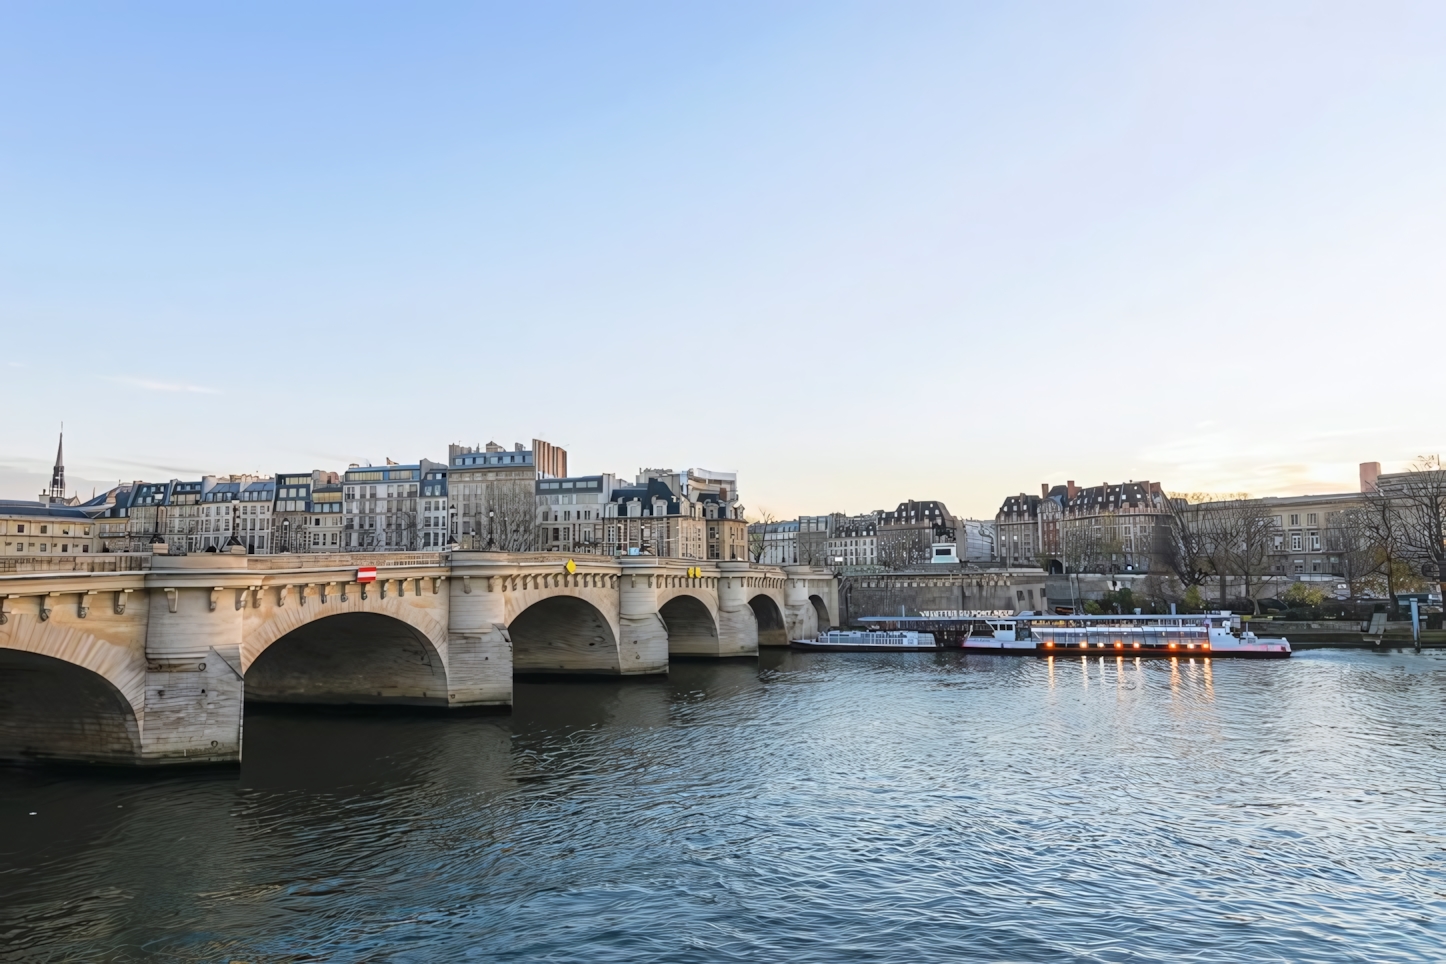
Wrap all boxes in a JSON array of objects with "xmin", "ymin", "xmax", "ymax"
[
  {"xmin": 101, "ymin": 457, "xmax": 211, "ymax": 477},
  {"xmin": 109, "ymin": 377, "xmax": 221, "ymax": 395}
]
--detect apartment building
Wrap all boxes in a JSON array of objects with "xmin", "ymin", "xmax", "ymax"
[
  {"xmin": 305, "ymin": 483, "xmax": 344, "ymax": 550},
  {"xmin": 827, "ymin": 512, "xmax": 879, "ymax": 569},
  {"xmin": 0, "ymin": 500, "xmax": 97, "ymax": 555},
  {"xmin": 752, "ymin": 519, "xmax": 799, "ymax": 565},
  {"xmin": 343, "ymin": 463, "xmax": 425, "ymax": 551},
  {"xmin": 536, "ymin": 474, "xmax": 618, "ymax": 554},
  {"xmin": 163, "ymin": 480, "xmax": 204, "ymax": 551},
  {"xmin": 796, "ymin": 515, "xmax": 831, "ymax": 566},
  {"xmin": 236, "ymin": 478, "xmax": 276, "ymax": 553},
  {"xmin": 274, "ymin": 471, "xmax": 337, "ymax": 553},
  {"xmin": 420, "ymin": 466, "xmax": 450, "ymax": 549},
  {"xmin": 447, "ymin": 440, "xmax": 566, "ymax": 548},
  {"xmin": 877, "ymin": 500, "xmax": 957, "ymax": 568},
  {"xmin": 998, "ymin": 481, "xmax": 1169, "ymax": 573},
  {"xmin": 996, "ymin": 493, "xmax": 1042, "ymax": 567},
  {"xmin": 197, "ymin": 479, "xmax": 243, "ymax": 552},
  {"xmin": 602, "ymin": 476, "xmax": 708, "ymax": 559},
  {"xmin": 94, "ymin": 484, "xmax": 139, "ymax": 553},
  {"xmin": 1187, "ymin": 491, "xmax": 1364, "ymax": 580},
  {"xmin": 123, "ymin": 481, "xmax": 173, "ymax": 551}
]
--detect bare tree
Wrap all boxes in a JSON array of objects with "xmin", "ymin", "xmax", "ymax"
[
  {"xmin": 1385, "ymin": 455, "xmax": 1446, "ymax": 592},
  {"xmin": 746, "ymin": 511, "xmax": 776, "ymax": 564},
  {"xmin": 797, "ymin": 521, "xmax": 828, "ymax": 567},
  {"xmin": 1161, "ymin": 494, "xmax": 1214, "ymax": 591},
  {"xmin": 1361, "ymin": 482, "xmax": 1415, "ymax": 615},
  {"xmin": 483, "ymin": 481, "xmax": 538, "ymax": 552},
  {"xmin": 876, "ymin": 527, "xmax": 930, "ymax": 569},
  {"xmin": 1060, "ymin": 522, "xmax": 1102, "ymax": 574},
  {"xmin": 1325, "ymin": 507, "xmax": 1384, "ymax": 599},
  {"xmin": 1211, "ymin": 498, "xmax": 1275, "ymax": 614},
  {"xmin": 394, "ymin": 501, "xmax": 420, "ymax": 551}
]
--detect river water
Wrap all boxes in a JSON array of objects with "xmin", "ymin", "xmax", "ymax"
[{"xmin": 2, "ymin": 648, "xmax": 1445, "ymax": 962}]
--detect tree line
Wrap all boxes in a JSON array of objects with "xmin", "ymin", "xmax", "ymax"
[{"xmin": 1161, "ymin": 456, "xmax": 1446, "ymax": 615}]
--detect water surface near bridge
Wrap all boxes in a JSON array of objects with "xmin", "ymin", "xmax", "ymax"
[{"xmin": 3, "ymin": 649, "xmax": 1445, "ymax": 962}]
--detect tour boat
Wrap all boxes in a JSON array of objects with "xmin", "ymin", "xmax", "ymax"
[
  {"xmin": 961, "ymin": 613, "xmax": 1291, "ymax": 659},
  {"xmin": 791, "ymin": 630, "xmax": 940, "ymax": 651}
]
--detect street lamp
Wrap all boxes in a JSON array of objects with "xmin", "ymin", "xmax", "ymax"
[
  {"xmin": 281, "ymin": 517, "xmax": 290, "ymax": 553},
  {"xmin": 487, "ymin": 509, "xmax": 496, "ymax": 550}
]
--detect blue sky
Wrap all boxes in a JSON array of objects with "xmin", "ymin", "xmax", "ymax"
[{"xmin": 3, "ymin": 2, "xmax": 1444, "ymax": 517}]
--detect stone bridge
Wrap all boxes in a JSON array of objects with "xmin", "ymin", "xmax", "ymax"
[{"xmin": 0, "ymin": 552, "xmax": 837, "ymax": 766}]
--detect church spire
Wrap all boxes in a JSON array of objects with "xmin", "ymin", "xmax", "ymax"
[{"xmin": 46, "ymin": 425, "xmax": 65, "ymax": 503}]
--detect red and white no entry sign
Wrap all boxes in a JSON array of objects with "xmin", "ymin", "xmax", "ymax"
[{"xmin": 357, "ymin": 567, "xmax": 377, "ymax": 583}]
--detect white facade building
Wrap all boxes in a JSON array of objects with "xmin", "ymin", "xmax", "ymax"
[
  {"xmin": 420, "ymin": 464, "xmax": 450, "ymax": 549},
  {"xmin": 827, "ymin": 513, "xmax": 879, "ymax": 570},
  {"xmin": 753, "ymin": 519, "xmax": 799, "ymax": 565},
  {"xmin": 343, "ymin": 463, "xmax": 425, "ymax": 551}
]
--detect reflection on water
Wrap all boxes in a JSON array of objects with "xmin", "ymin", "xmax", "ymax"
[{"xmin": 3, "ymin": 649, "xmax": 1446, "ymax": 962}]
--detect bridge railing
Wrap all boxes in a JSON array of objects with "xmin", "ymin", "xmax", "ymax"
[
  {"xmin": 241, "ymin": 552, "xmax": 448, "ymax": 570},
  {"xmin": 0, "ymin": 555, "xmax": 151, "ymax": 574}
]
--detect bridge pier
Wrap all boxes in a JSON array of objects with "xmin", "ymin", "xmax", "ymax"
[
  {"xmin": 618, "ymin": 558, "xmax": 670, "ymax": 674},
  {"xmin": 445, "ymin": 564, "xmax": 513, "ymax": 706},
  {"xmin": 716, "ymin": 562, "xmax": 762, "ymax": 651},
  {"xmin": 783, "ymin": 565, "xmax": 838, "ymax": 641},
  {"xmin": 140, "ymin": 555, "xmax": 247, "ymax": 764}
]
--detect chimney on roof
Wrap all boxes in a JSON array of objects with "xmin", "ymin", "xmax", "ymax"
[
  {"xmin": 1066, "ymin": 480, "xmax": 1077, "ymax": 500},
  {"xmin": 1360, "ymin": 462, "xmax": 1381, "ymax": 493},
  {"xmin": 1041, "ymin": 484, "xmax": 1048, "ymax": 498}
]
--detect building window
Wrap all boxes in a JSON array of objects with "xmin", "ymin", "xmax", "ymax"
[
  {"xmin": 1291, "ymin": 534, "xmax": 1302, "ymax": 551},
  {"xmin": 1289, "ymin": 514, "xmax": 1300, "ymax": 526},
  {"xmin": 1307, "ymin": 513, "xmax": 1317, "ymax": 525}
]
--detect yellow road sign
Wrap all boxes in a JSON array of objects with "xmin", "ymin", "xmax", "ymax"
[{"xmin": 565, "ymin": 559, "xmax": 576, "ymax": 574}]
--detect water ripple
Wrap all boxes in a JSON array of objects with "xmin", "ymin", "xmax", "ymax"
[{"xmin": 2, "ymin": 650, "xmax": 1446, "ymax": 961}]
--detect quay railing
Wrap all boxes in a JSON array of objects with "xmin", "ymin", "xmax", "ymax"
[{"xmin": 0, "ymin": 555, "xmax": 151, "ymax": 574}]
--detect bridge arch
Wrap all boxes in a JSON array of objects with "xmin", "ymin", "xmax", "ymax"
[
  {"xmin": 659, "ymin": 593, "xmax": 720, "ymax": 656},
  {"xmin": 748, "ymin": 593, "xmax": 788, "ymax": 647},
  {"xmin": 0, "ymin": 649, "xmax": 142, "ymax": 765},
  {"xmin": 508, "ymin": 595, "xmax": 621, "ymax": 675},
  {"xmin": 241, "ymin": 592, "xmax": 448, "ymax": 676},
  {"xmin": 808, "ymin": 593, "xmax": 833, "ymax": 629},
  {"xmin": 245, "ymin": 611, "xmax": 449, "ymax": 706}
]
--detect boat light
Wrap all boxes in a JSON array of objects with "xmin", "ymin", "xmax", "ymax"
[
  {"xmin": 1114, "ymin": 642, "xmax": 1123, "ymax": 649},
  {"xmin": 1169, "ymin": 643, "xmax": 1177, "ymax": 649},
  {"xmin": 1045, "ymin": 642, "xmax": 1054, "ymax": 648},
  {"xmin": 1133, "ymin": 642, "xmax": 1141, "ymax": 649}
]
